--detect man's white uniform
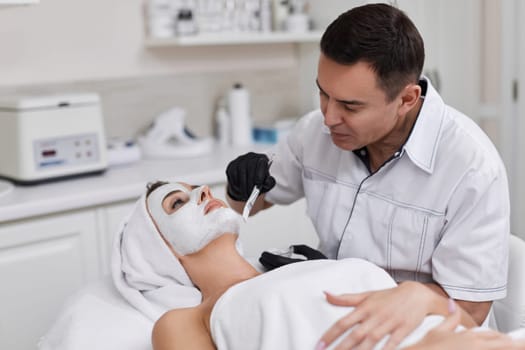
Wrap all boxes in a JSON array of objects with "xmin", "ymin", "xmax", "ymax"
[{"xmin": 266, "ymin": 78, "xmax": 510, "ymax": 302}]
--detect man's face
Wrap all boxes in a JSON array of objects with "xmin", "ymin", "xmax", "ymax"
[{"xmin": 316, "ymin": 54, "xmax": 402, "ymax": 151}]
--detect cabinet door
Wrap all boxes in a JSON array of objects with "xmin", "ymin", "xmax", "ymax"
[
  {"xmin": 0, "ymin": 211, "xmax": 99, "ymax": 350},
  {"xmin": 96, "ymin": 199, "xmax": 137, "ymax": 275},
  {"xmin": 210, "ymin": 184, "xmax": 319, "ymax": 258}
]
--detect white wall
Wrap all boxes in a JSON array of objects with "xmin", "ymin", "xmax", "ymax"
[
  {"xmin": 517, "ymin": 0, "xmax": 525, "ymax": 238},
  {"xmin": 0, "ymin": 69, "xmax": 303, "ymax": 140},
  {"xmin": 0, "ymin": 1, "xmax": 509, "ymax": 160},
  {"xmin": 499, "ymin": 0, "xmax": 525, "ymax": 237},
  {"xmin": 0, "ymin": 0, "xmax": 399, "ymax": 128},
  {"xmin": 0, "ymin": 0, "xmax": 297, "ymax": 86},
  {"xmin": 1, "ymin": 1, "xmax": 520, "ymax": 235},
  {"xmin": 0, "ymin": 0, "xmax": 311, "ymax": 139}
]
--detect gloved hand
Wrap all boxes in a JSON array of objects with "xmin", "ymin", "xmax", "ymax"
[
  {"xmin": 259, "ymin": 244, "xmax": 328, "ymax": 271},
  {"xmin": 226, "ymin": 152, "xmax": 276, "ymax": 202}
]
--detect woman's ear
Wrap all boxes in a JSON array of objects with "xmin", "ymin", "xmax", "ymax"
[{"xmin": 397, "ymin": 83, "xmax": 422, "ymax": 116}]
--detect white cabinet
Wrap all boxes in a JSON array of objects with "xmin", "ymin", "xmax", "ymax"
[
  {"xmin": 0, "ymin": 202, "xmax": 137, "ymax": 350},
  {"xmin": 95, "ymin": 200, "xmax": 137, "ymax": 276},
  {"xmin": 0, "ymin": 210, "xmax": 99, "ymax": 350}
]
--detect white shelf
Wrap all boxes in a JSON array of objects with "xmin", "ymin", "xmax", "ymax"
[
  {"xmin": 0, "ymin": 0, "xmax": 38, "ymax": 4},
  {"xmin": 145, "ymin": 30, "xmax": 323, "ymax": 47}
]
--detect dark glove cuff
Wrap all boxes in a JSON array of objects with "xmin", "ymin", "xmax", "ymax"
[
  {"xmin": 259, "ymin": 252, "xmax": 304, "ymax": 271},
  {"xmin": 258, "ymin": 244, "xmax": 327, "ymax": 271},
  {"xmin": 291, "ymin": 245, "xmax": 327, "ymax": 260}
]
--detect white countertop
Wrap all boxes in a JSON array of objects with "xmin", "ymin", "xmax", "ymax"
[{"xmin": 0, "ymin": 145, "xmax": 264, "ymax": 223}]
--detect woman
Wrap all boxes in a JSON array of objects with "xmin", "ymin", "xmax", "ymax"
[{"xmin": 137, "ymin": 181, "xmax": 523, "ymax": 350}]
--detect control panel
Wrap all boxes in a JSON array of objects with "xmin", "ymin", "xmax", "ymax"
[{"xmin": 33, "ymin": 133, "xmax": 100, "ymax": 170}]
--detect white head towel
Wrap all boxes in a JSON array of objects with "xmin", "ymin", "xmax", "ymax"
[{"xmin": 111, "ymin": 192, "xmax": 202, "ymax": 321}]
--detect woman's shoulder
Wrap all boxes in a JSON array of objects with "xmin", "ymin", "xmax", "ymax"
[{"xmin": 153, "ymin": 306, "xmax": 215, "ymax": 350}]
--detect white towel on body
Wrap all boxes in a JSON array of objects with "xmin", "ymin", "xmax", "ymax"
[
  {"xmin": 111, "ymin": 193, "xmax": 202, "ymax": 321},
  {"xmin": 211, "ymin": 258, "xmax": 450, "ymax": 350}
]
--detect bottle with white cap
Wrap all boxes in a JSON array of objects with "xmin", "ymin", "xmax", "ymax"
[
  {"xmin": 228, "ymin": 83, "xmax": 253, "ymax": 147},
  {"xmin": 214, "ymin": 97, "xmax": 231, "ymax": 146}
]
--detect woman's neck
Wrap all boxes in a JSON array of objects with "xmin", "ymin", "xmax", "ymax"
[{"xmin": 180, "ymin": 234, "xmax": 261, "ymax": 302}]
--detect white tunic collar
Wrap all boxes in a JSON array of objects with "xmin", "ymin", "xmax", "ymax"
[{"xmin": 403, "ymin": 77, "xmax": 446, "ymax": 174}]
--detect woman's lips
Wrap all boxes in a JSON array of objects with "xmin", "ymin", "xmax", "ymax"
[{"xmin": 204, "ymin": 199, "xmax": 225, "ymax": 214}]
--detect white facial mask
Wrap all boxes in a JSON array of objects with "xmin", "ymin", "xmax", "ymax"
[{"xmin": 147, "ymin": 183, "xmax": 243, "ymax": 255}]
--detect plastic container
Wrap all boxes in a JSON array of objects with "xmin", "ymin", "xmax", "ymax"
[
  {"xmin": 176, "ymin": 8, "xmax": 197, "ymax": 36},
  {"xmin": 149, "ymin": 16, "xmax": 175, "ymax": 38},
  {"xmin": 253, "ymin": 118, "xmax": 296, "ymax": 144},
  {"xmin": 272, "ymin": 0, "xmax": 289, "ymax": 31},
  {"xmin": 285, "ymin": 12, "xmax": 309, "ymax": 33},
  {"xmin": 260, "ymin": 0, "xmax": 272, "ymax": 32},
  {"xmin": 147, "ymin": 0, "xmax": 176, "ymax": 38}
]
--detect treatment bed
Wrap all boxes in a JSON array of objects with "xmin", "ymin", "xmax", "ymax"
[{"xmin": 38, "ymin": 235, "xmax": 525, "ymax": 350}]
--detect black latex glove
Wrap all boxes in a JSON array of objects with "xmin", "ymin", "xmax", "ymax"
[
  {"xmin": 259, "ymin": 244, "xmax": 328, "ymax": 271},
  {"xmin": 226, "ymin": 152, "xmax": 276, "ymax": 202}
]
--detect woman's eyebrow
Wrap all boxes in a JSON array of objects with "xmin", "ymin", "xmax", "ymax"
[{"xmin": 163, "ymin": 190, "xmax": 182, "ymax": 200}]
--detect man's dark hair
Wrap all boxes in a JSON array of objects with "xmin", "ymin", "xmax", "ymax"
[{"xmin": 320, "ymin": 3, "xmax": 425, "ymax": 101}]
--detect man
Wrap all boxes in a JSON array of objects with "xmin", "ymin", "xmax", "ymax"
[{"xmin": 225, "ymin": 3, "xmax": 510, "ymax": 350}]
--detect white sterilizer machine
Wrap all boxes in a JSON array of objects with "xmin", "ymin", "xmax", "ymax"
[{"xmin": 0, "ymin": 93, "xmax": 108, "ymax": 184}]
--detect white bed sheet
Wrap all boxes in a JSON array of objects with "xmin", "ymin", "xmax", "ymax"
[
  {"xmin": 39, "ymin": 261, "xmax": 525, "ymax": 350},
  {"xmin": 39, "ymin": 275, "xmax": 153, "ymax": 350}
]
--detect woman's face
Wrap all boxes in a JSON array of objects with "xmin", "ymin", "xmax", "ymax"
[
  {"xmin": 147, "ymin": 182, "xmax": 243, "ymax": 256},
  {"xmin": 160, "ymin": 182, "xmax": 228, "ymax": 215}
]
